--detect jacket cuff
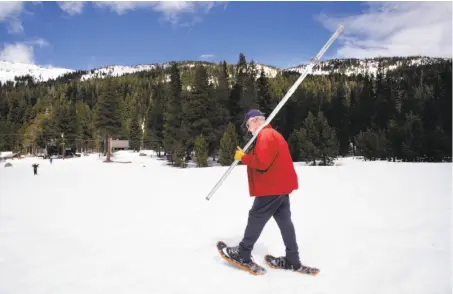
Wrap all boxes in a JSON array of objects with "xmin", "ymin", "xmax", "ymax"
[{"xmin": 241, "ymin": 154, "xmax": 250, "ymax": 165}]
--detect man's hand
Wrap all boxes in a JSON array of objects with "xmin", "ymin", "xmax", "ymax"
[{"xmin": 234, "ymin": 146, "xmax": 245, "ymax": 161}]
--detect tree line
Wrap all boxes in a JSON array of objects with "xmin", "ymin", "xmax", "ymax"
[{"xmin": 0, "ymin": 54, "xmax": 451, "ymax": 166}]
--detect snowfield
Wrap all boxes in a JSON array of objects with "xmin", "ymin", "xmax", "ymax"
[{"xmin": 0, "ymin": 151, "xmax": 451, "ymax": 294}]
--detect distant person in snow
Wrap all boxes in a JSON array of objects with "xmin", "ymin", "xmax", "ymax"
[
  {"xmin": 32, "ymin": 164, "xmax": 39, "ymax": 175},
  {"xmin": 223, "ymin": 109, "xmax": 318, "ymax": 274}
]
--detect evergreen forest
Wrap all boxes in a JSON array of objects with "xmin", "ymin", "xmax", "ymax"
[{"xmin": 0, "ymin": 54, "xmax": 451, "ymax": 166}]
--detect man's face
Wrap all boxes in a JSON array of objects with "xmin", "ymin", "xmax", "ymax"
[{"xmin": 246, "ymin": 117, "xmax": 260, "ymax": 134}]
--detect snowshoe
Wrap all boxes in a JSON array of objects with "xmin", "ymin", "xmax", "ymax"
[
  {"xmin": 217, "ymin": 241, "xmax": 266, "ymax": 275},
  {"xmin": 265, "ymin": 254, "xmax": 320, "ymax": 276}
]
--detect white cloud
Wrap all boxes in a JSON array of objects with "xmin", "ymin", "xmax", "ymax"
[
  {"xmin": 318, "ymin": 2, "xmax": 452, "ymax": 58},
  {"xmin": 0, "ymin": 2, "xmax": 24, "ymax": 34},
  {"xmin": 94, "ymin": 1, "xmax": 224, "ymax": 26},
  {"xmin": 0, "ymin": 38, "xmax": 50, "ymax": 64},
  {"xmin": 0, "ymin": 43, "xmax": 34, "ymax": 64},
  {"xmin": 94, "ymin": 1, "xmax": 155, "ymax": 15},
  {"xmin": 58, "ymin": 1, "xmax": 85, "ymax": 15},
  {"xmin": 6, "ymin": 17, "xmax": 23, "ymax": 34},
  {"xmin": 27, "ymin": 38, "xmax": 50, "ymax": 48},
  {"xmin": 200, "ymin": 54, "xmax": 215, "ymax": 59}
]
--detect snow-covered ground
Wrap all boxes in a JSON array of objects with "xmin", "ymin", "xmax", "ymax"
[{"xmin": 0, "ymin": 151, "xmax": 451, "ymax": 294}]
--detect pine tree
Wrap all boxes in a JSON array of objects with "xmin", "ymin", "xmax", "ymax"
[
  {"xmin": 174, "ymin": 140, "xmax": 187, "ymax": 168},
  {"xmin": 297, "ymin": 112, "xmax": 319, "ymax": 165},
  {"xmin": 348, "ymin": 85, "xmax": 361, "ymax": 155},
  {"xmin": 256, "ymin": 68, "xmax": 273, "ymax": 116},
  {"xmin": 95, "ymin": 80, "xmax": 122, "ymax": 161},
  {"xmin": 194, "ymin": 134, "xmax": 209, "ymax": 167},
  {"xmin": 182, "ymin": 65, "xmax": 215, "ymax": 155},
  {"xmin": 375, "ymin": 72, "xmax": 397, "ymax": 130},
  {"xmin": 0, "ymin": 119, "xmax": 8, "ymax": 150},
  {"xmin": 439, "ymin": 63, "xmax": 452, "ymax": 139},
  {"xmin": 55, "ymin": 101, "xmax": 78, "ymax": 154},
  {"xmin": 400, "ymin": 113, "xmax": 424, "ymax": 162},
  {"xmin": 228, "ymin": 83, "xmax": 242, "ymax": 138},
  {"xmin": 373, "ymin": 58, "xmax": 386, "ymax": 129},
  {"xmin": 330, "ymin": 82, "xmax": 350, "ymax": 156},
  {"xmin": 355, "ymin": 129, "xmax": 388, "ymax": 160},
  {"xmin": 216, "ymin": 61, "xmax": 231, "ymax": 125},
  {"xmin": 298, "ymin": 111, "xmax": 339, "ymax": 166},
  {"xmin": 129, "ymin": 108, "xmax": 142, "ymax": 152},
  {"xmin": 0, "ymin": 91, "xmax": 8, "ymax": 150},
  {"xmin": 163, "ymin": 63, "xmax": 183, "ymax": 163},
  {"xmin": 36, "ymin": 115, "xmax": 56, "ymax": 149},
  {"xmin": 7, "ymin": 93, "xmax": 27, "ymax": 125},
  {"xmin": 75, "ymin": 101, "xmax": 93, "ymax": 152},
  {"xmin": 386, "ymin": 119, "xmax": 403, "ymax": 161},
  {"xmin": 317, "ymin": 111, "xmax": 340, "ymax": 165},
  {"xmin": 210, "ymin": 61, "xmax": 231, "ymax": 157},
  {"xmin": 358, "ymin": 73, "xmax": 375, "ymax": 131},
  {"xmin": 219, "ymin": 122, "xmax": 239, "ymax": 166},
  {"xmin": 234, "ymin": 53, "xmax": 253, "ymax": 144},
  {"xmin": 241, "ymin": 60, "xmax": 257, "ymax": 111},
  {"xmin": 5, "ymin": 92, "xmax": 28, "ymax": 152},
  {"xmin": 119, "ymin": 92, "xmax": 137, "ymax": 139},
  {"xmin": 422, "ymin": 126, "xmax": 449, "ymax": 162},
  {"xmin": 146, "ymin": 82, "xmax": 165, "ymax": 156},
  {"xmin": 288, "ymin": 130, "xmax": 302, "ymax": 161}
]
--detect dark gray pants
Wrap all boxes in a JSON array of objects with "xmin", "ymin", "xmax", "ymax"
[{"xmin": 239, "ymin": 194, "xmax": 300, "ymax": 266}]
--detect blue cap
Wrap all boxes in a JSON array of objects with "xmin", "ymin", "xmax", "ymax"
[{"xmin": 242, "ymin": 109, "xmax": 265, "ymax": 128}]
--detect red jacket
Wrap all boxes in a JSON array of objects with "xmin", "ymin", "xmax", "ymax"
[{"xmin": 241, "ymin": 125, "xmax": 299, "ymax": 197}]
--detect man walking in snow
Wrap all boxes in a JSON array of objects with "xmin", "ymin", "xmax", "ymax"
[
  {"xmin": 222, "ymin": 109, "xmax": 317, "ymax": 274},
  {"xmin": 32, "ymin": 164, "xmax": 39, "ymax": 175}
]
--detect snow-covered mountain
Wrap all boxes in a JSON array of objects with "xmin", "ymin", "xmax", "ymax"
[
  {"xmin": 79, "ymin": 62, "xmax": 279, "ymax": 81},
  {"xmin": 0, "ymin": 61, "xmax": 74, "ymax": 84},
  {"xmin": 254, "ymin": 63, "xmax": 279, "ymax": 78},
  {"xmin": 0, "ymin": 56, "xmax": 449, "ymax": 84},
  {"xmin": 286, "ymin": 56, "xmax": 451, "ymax": 76},
  {"xmin": 80, "ymin": 64, "xmax": 166, "ymax": 81}
]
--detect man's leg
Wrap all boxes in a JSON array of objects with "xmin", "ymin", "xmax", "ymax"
[
  {"xmin": 239, "ymin": 195, "xmax": 285, "ymax": 262},
  {"xmin": 273, "ymin": 195, "xmax": 301, "ymax": 266}
]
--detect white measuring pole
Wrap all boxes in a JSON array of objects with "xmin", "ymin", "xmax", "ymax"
[{"xmin": 205, "ymin": 25, "xmax": 344, "ymax": 201}]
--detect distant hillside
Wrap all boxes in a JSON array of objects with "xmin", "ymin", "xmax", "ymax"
[
  {"xmin": 286, "ymin": 56, "xmax": 451, "ymax": 76},
  {"xmin": 79, "ymin": 61, "xmax": 280, "ymax": 81},
  {"xmin": 0, "ymin": 61, "xmax": 74, "ymax": 84},
  {"xmin": 0, "ymin": 56, "xmax": 450, "ymax": 85}
]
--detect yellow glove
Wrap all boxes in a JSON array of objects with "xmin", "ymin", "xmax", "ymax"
[{"xmin": 234, "ymin": 146, "xmax": 245, "ymax": 161}]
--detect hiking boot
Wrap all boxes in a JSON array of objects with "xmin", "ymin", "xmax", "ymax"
[
  {"xmin": 225, "ymin": 245, "xmax": 254, "ymax": 265},
  {"xmin": 217, "ymin": 241, "xmax": 266, "ymax": 275},
  {"xmin": 265, "ymin": 255, "xmax": 320, "ymax": 275}
]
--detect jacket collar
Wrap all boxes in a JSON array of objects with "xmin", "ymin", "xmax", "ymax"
[{"xmin": 255, "ymin": 124, "xmax": 272, "ymax": 135}]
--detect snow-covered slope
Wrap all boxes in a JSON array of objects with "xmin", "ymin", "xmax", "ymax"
[
  {"xmin": 255, "ymin": 63, "xmax": 279, "ymax": 78},
  {"xmin": 0, "ymin": 56, "xmax": 450, "ymax": 84},
  {"xmin": 0, "ymin": 61, "xmax": 74, "ymax": 84},
  {"xmin": 80, "ymin": 64, "xmax": 167, "ymax": 81},
  {"xmin": 80, "ymin": 62, "xmax": 279, "ymax": 81},
  {"xmin": 0, "ymin": 152, "xmax": 450, "ymax": 294},
  {"xmin": 286, "ymin": 56, "xmax": 451, "ymax": 76}
]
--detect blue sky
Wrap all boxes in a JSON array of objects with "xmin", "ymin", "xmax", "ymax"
[{"xmin": 0, "ymin": 1, "xmax": 451, "ymax": 70}]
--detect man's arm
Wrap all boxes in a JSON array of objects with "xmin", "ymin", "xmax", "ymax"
[{"xmin": 241, "ymin": 130, "xmax": 277, "ymax": 170}]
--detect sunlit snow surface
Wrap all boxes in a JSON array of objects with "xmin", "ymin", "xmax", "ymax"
[{"xmin": 0, "ymin": 151, "xmax": 451, "ymax": 294}]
